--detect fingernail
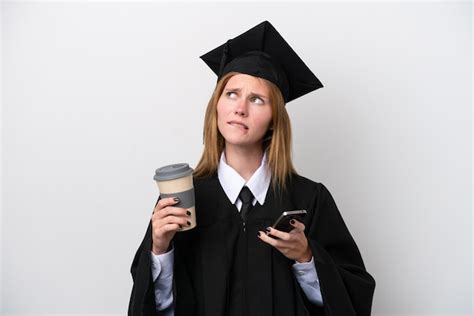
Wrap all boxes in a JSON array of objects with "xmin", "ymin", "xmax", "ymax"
[
  {"xmin": 186, "ymin": 211, "xmax": 191, "ymax": 216},
  {"xmin": 179, "ymin": 224, "xmax": 182, "ymax": 228},
  {"xmin": 173, "ymin": 197, "xmax": 180, "ymax": 202},
  {"xmin": 257, "ymin": 232, "xmax": 261, "ymax": 237},
  {"xmin": 290, "ymin": 219, "xmax": 296, "ymax": 225},
  {"xmin": 265, "ymin": 227, "xmax": 271, "ymax": 233},
  {"xmin": 187, "ymin": 221, "xmax": 191, "ymax": 226}
]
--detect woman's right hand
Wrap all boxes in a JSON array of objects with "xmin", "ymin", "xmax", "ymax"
[{"xmin": 151, "ymin": 197, "xmax": 191, "ymax": 255}]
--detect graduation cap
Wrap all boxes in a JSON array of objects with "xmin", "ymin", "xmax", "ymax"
[{"xmin": 200, "ymin": 20, "xmax": 323, "ymax": 103}]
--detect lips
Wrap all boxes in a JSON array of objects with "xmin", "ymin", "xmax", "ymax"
[{"xmin": 228, "ymin": 121, "xmax": 249, "ymax": 130}]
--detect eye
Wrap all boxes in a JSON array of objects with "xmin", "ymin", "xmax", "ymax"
[
  {"xmin": 250, "ymin": 96, "xmax": 264, "ymax": 105},
  {"xmin": 226, "ymin": 91, "xmax": 237, "ymax": 98}
]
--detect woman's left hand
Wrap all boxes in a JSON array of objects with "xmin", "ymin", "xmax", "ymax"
[{"xmin": 257, "ymin": 220, "xmax": 313, "ymax": 262}]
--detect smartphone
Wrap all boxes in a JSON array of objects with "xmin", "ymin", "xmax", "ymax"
[{"xmin": 271, "ymin": 210, "xmax": 307, "ymax": 233}]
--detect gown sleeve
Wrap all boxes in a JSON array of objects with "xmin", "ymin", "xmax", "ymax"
[
  {"xmin": 128, "ymin": 196, "xmax": 196, "ymax": 316},
  {"xmin": 129, "ymin": 219, "xmax": 168, "ymax": 316},
  {"xmin": 304, "ymin": 183, "xmax": 376, "ymax": 316},
  {"xmin": 129, "ymin": 198, "xmax": 171, "ymax": 316}
]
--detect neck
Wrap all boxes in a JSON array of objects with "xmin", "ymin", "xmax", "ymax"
[{"xmin": 224, "ymin": 144, "xmax": 264, "ymax": 181}]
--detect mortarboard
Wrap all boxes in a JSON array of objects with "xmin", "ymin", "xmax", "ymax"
[{"xmin": 199, "ymin": 20, "xmax": 323, "ymax": 103}]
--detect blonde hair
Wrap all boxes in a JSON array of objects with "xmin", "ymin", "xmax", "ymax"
[{"xmin": 193, "ymin": 72, "xmax": 297, "ymax": 191}]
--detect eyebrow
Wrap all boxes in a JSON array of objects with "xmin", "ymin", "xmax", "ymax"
[{"xmin": 224, "ymin": 88, "xmax": 269, "ymax": 100}]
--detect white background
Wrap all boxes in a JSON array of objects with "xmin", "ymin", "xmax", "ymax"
[{"xmin": 1, "ymin": 1, "xmax": 472, "ymax": 315}]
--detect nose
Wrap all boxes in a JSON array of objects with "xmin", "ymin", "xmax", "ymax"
[{"xmin": 234, "ymin": 99, "xmax": 248, "ymax": 117}]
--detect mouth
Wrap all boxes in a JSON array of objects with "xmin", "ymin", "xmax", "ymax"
[{"xmin": 228, "ymin": 121, "xmax": 249, "ymax": 130}]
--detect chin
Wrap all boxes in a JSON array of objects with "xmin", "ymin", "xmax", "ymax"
[
  {"xmin": 220, "ymin": 129, "xmax": 265, "ymax": 149},
  {"xmin": 223, "ymin": 137, "xmax": 262, "ymax": 149}
]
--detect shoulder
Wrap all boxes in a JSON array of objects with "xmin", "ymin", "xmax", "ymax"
[
  {"xmin": 287, "ymin": 173, "xmax": 333, "ymax": 202},
  {"xmin": 192, "ymin": 174, "xmax": 219, "ymax": 198},
  {"xmin": 193, "ymin": 173, "xmax": 218, "ymax": 188},
  {"xmin": 288, "ymin": 173, "xmax": 322, "ymax": 193},
  {"xmin": 287, "ymin": 175, "xmax": 342, "ymax": 225}
]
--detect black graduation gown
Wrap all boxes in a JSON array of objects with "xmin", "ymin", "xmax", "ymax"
[{"xmin": 128, "ymin": 173, "xmax": 376, "ymax": 316}]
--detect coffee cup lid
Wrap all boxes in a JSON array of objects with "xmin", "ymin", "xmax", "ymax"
[{"xmin": 154, "ymin": 163, "xmax": 193, "ymax": 181}]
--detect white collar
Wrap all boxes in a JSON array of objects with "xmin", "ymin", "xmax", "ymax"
[{"xmin": 217, "ymin": 150, "xmax": 271, "ymax": 206}]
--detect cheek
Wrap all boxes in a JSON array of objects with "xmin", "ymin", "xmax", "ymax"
[
  {"xmin": 255, "ymin": 108, "xmax": 273, "ymax": 131},
  {"xmin": 216, "ymin": 100, "xmax": 227, "ymax": 130}
]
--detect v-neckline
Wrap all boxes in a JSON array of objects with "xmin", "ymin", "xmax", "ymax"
[{"xmin": 214, "ymin": 174, "xmax": 271, "ymax": 217}]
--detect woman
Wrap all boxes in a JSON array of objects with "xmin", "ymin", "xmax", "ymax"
[{"xmin": 129, "ymin": 21, "xmax": 376, "ymax": 316}]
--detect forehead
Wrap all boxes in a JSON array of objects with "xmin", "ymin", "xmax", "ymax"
[{"xmin": 225, "ymin": 73, "xmax": 271, "ymax": 94}]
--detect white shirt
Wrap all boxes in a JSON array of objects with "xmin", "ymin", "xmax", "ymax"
[
  {"xmin": 217, "ymin": 150, "xmax": 271, "ymax": 210},
  {"xmin": 150, "ymin": 152, "xmax": 324, "ymax": 313}
]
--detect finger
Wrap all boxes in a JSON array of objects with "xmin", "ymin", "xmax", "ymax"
[
  {"xmin": 159, "ymin": 223, "xmax": 183, "ymax": 233},
  {"xmin": 265, "ymin": 227, "xmax": 291, "ymax": 241},
  {"xmin": 156, "ymin": 215, "xmax": 192, "ymax": 230},
  {"xmin": 257, "ymin": 231, "xmax": 283, "ymax": 248},
  {"xmin": 157, "ymin": 212, "xmax": 190, "ymax": 225},
  {"xmin": 153, "ymin": 206, "xmax": 190, "ymax": 220},
  {"xmin": 155, "ymin": 197, "xmax": 180, "ymax": 212},
  {"xmin": 289, "ymin": 219, "xmax": 305, "ymax": 233},
  {"xmin": 258, "ymin": 231, "xmax": 294, "ymax": 254}
]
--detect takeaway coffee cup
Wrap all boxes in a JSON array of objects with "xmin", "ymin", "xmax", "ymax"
[{"xmin": 153, "ymin": 163, "xmax": 196, "ymax": 231}]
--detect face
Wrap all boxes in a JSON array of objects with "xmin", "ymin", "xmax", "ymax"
[{"xmin": 217, "ymin": 73, "xmax": 273, "ymax": 151}]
